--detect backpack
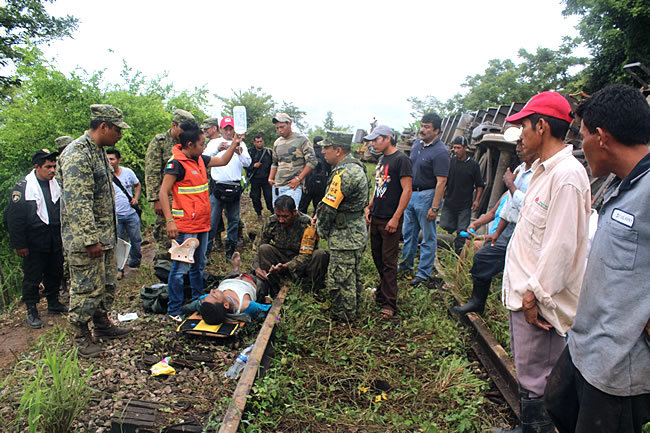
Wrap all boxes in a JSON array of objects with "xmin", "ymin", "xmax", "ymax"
[{"xmin": 140, "ymin": 283, "xmax": 169, "ymax": 314}]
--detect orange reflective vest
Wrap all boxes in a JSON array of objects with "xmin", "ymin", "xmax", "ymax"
[{"xmin": 169, "ymin": 144, "xmax": 211, "ymax": 233}]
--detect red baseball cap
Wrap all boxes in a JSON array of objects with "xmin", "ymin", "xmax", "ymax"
[
  {"xmin": 220, "ymin": 117, "xmax": 234, "ymax": 129},
  {"xmin": 505, "ymin": 91, "xmax": 573, "ymax": 124}
]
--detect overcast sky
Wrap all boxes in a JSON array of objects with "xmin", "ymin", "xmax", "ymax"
[{"xmin": 42, "ymin": 0, "xmax": 583, "ymax": 133}]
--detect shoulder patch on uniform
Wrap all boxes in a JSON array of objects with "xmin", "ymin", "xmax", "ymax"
[
  {"xmin": 12, "ymin": 191, "xmax": 21, "ymax": 202},
  {"xmin": 322, "ymin": 169, "xmax": 345, "ymax": 209}
]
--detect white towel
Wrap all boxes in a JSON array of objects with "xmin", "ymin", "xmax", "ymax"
[{"xmin": 24, "ymin": 169, "xmax": 61, "ymax": 225}]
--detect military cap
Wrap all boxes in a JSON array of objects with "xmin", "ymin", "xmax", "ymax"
[
  {"xmin": 364, "ymin": 125, "xmax": 395, "ymax": 141},
  {"xmin": 32, "ymin": 148, "xmax": 59, "ymax": 165},
  {"xmin": 200, "ymin": 117, "xmax": 219, "ymax": 129},
  {"xmin": 90, "ymin": 104, "xmax": 130, "ymax": 129},
  {"xmin": 322, "ymin": 130, "xmax": 352, "ymax": 150},
  {"xmin": 272, "ymin": 112, "xmax": 292, "ymax": 123},
  {"xmin": 55, "ymin": 135, "xmax": 74, "ymax": 151},
  {"xmin": 173, "ymin": 109, "xmax": 195, "ymax": 125}
]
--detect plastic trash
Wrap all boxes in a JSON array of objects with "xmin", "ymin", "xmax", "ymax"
[
  {"xmin": 151, "ymin": 356, "xmax": 176, "ymax": 376},
  {"xmin": 117, "ymin": 312, "xmax": 138, "ymax": 322},
  {"xmin": 225, "ymin": 344, "xmax": 254, "ymax": 379}
]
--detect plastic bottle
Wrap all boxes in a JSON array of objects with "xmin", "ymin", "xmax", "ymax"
[{"xmin": 225, "ymin": 344, "xmax": 254, "ymax": 379}]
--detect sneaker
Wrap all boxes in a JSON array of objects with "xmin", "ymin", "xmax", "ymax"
[
  {"xmin": 26, "ymin": 304, "xmax": 43, "ymax": 328},
  {"xmin": 409, "ymin": 276, "xmax": 427, "ymax": 287},
  {"xmin": 168, "ymin": 314, "xmax": 183, "ymax": 323}
]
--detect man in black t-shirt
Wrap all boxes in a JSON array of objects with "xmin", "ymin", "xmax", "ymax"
[
  {"xmin": 440, "ymin": 136, "xmax": 484, "ymax": 254},
  {"xmin": 363, "ymin": 126, "xmax": 412, "ymax": 319},
  {"xmin": 299, "ymin": 136, "xmax": 331, "ymax": 215}
]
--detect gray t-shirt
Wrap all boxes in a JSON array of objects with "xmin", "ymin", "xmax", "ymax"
[{"xmin": 113, "ymin": 167, "xmax": 139, "ymax": 217}]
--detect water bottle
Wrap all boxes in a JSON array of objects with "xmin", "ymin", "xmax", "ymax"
[{"xmin": 225, "ymin": 344, "xmax": 254, "ymax": 379}]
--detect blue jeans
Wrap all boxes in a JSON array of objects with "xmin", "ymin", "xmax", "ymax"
[
  {"xmin": 208, "ymin": 192, "xmax": 240, "ymax": 253},
  {"xmin": 117, "ymin": 211, "xmax": 142, "ymax": 270},
  {"xmin": 167, "ymin": 231, "xmax": 209, "ymax": 316},
  {"xmin": 400, "ymin": 189, "xmax": 438, "ymax": 280},
  {"xmin": 272, "ymin": 185, "xmax": 302, "ymax": 209}
]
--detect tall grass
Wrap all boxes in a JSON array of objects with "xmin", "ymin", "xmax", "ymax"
[{"xmin": 13, "ymin": 335, "xmax": 95, "ymax": 433}]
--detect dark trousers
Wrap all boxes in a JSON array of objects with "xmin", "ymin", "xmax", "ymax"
[
  {"xmin": 22, "ymin": 249, "xmax": 64, "ymax": 305},
  {"xmin": 544, "ymin": 347, "xmax": 650, "ymax": 433},
  {"xmin": 370, "ymin": 216, "xmax": 402, "ymax": 313},
  {"xmin": 250, "ymin": 181, "xmax": 273, "ymax": 216},
  {"xmin": 545, "ymin": 347, "xmax": 650, "ymax": 433},
  {"xmin": 299, "ymin": 184, "xmax": 326, "ymax": 215},
  {"xmin": 469, "ymin": 223, "xmax": 513, "ymax": 285},
  {"xmin": 439, "ymin": 205, "xmax": 472, "ymax": 253}
]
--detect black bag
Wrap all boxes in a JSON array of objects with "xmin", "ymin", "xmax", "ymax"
[
  {"xmin": 112, "ymin": 174, "xmax": 142, "ymax": 217},
  {"xmin": 140, "ymin": 284, "xmax": 169, "ymax": 314},
  {"xmin": 212, "ymin": 182, "xmax": 243, "ymax": 203}
]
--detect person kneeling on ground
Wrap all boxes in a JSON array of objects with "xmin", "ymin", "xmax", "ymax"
[{"xmin": 184, "ymin": 253, "xmax": 272, "ymax": 324}]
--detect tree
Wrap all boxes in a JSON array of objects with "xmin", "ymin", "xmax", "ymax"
[
  {"xmin": 216, "ymin": 86, "xmax": 276, "ymax": 144},
  {"xmin": 278, "ymin": 101, "xmax": 307, "ymax": 132},
  {"xmin": 563, "ymin": 0, "xmax": 650, "ymax": 91},
  {"xmin": 407, "ymin": 95, "xmax": 459, "ymax": 122},
  {"xmin": 323, "ymin": 111, "xmax": 335, "ymax": 130},
  {"xmin": 0, "ymin": 0, "xmax": 78, "ymax": 90},
  {"xmin": 459, "ymin": 38, "xmax": 587, "ymax": 111}
]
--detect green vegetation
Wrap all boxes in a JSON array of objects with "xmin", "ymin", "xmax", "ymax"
[{"xmin": 7, "ymin": 334, "xmax": 94, "ymax": 433}]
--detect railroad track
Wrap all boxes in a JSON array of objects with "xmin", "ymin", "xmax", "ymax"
[{"xmin": 448, "ymin": 289, "xmax": 520, "ymax": 419}]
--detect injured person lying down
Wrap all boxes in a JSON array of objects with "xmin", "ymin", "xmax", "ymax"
[{"xmin": 183, "ymin": 253, "xmax": 272, "ymax": 324}]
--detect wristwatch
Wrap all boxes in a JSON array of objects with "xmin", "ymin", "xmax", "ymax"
[{"xmin": 431, "ymin": 206, "xmax": 439, "ymax": 212}]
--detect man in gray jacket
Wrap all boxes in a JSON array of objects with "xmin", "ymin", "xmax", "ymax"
[{"xmin": 545, "ymin": 84, "xmax": 650, "ymax": 433}]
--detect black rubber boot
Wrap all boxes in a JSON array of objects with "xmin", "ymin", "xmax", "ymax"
[
  {"xmin": 47, "ymin": 297, "xmax": 68, "ymax": 314},
  {"xmin": 225, "ymin": 241, "xmax": 236, "ymax": 261},
  {"xmin": 74, "ymin": 322, "xmax": 102, "ymax": 358},
  {"xmin": 92, "ymin": 311, "xmax": 132, "ymax": 340},
  {"xmin": 453, "ymin": 278, "xmax": 491, "ymax": 314},
  {"xmin": 26, "ymin": 304, "xmax": 43, "ymax": 328},
  {"xmin": 521, "ymin": 395, "xmax": 555, "ymax": 433}
]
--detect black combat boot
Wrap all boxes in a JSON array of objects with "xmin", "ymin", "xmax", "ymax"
[
  {"xmin": 520, "ymin": 394, "xmax": 555, "ymax": 433},
  {"xmin": 47, "ymin": 297, "xmax": 68, "ymax": 314},
  {"xmin": 92, "ymin": 311, "xmax": 132, "ymax": 340},
  {"xmin": 225, "ymin": 241, "xmax": 236, "ymax": 261},
  {"xmin": 74, "ymin": 322, "xmax": 102, "ymax": 358},
  {"xmin": 453, "ymin": 278, "xmax": 491, "ymax": 315},
  {"xmin": 26, "ymin": 304, "xmax": 43, "ymax": 328}
]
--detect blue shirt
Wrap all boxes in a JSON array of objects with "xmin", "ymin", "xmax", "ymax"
[{"xmin": 410, "ymin": 138, "xmax": 450, "ymax": 190}]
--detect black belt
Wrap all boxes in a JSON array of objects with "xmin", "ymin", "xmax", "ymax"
[{"xmin": 413, "ymin": 187, "xmax": 433, "ymax": 192}]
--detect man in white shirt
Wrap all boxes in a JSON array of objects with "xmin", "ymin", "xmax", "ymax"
[
  {"xmin": 203, "ymin": 116, "xmax": 251, "ymax": 259},
  {"xmin": 491, "ymin": 92, "xmax": 590, "ymax": 433}
]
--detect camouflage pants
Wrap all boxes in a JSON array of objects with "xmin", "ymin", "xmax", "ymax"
[
  {"xmin": 67, "ymin": 248, "xmax": 117, "ymax": 325},
  {"xmin": 153, "ymin": 212, "xmax": 171, "ymax": 263},
  {"xmin": 258, "ymin": 244, "xmax": 330, "ymax": 292},
  {"xmin": 327, "ymin": 248, "xmax": 363, "ymax": 321}
]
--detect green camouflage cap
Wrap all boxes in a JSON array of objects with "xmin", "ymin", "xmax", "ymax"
[
  {"xmin": 272, "ymin": 112, "xmax": 292, "ymax": 123},
  {"xmin": 90, "ymin": 104, "xmax": 130, "ymax": 129},
  {"xmin": 200, "ymin": 117, "xmax": 219, "ymax": 129},
  {"xmin": 322, "ymin": 130, "xmax": 352, "ymax": 150},
  {"xmin": 173, "ymin": 109, "xmax": 195, "ymax": 125},
  {"xmin": 55, "ymin": 135, "xmax": 74, "ymax": 151}
]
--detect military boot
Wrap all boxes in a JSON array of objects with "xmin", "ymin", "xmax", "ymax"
[
  {"xmin": 47, "ymin": 297, "xmax": 68, "ymax": 314},
  {"xmin": 92, "ymin": 311, "xmax": 132, "ymax": 340},
  {"xmin": 453, "ymin": 279, "xmax": 491, "ymax": 315},
  {"xmin": 520, "ymin": 395, "xmax": 555, "ymax": 433},
  {"xmin": 26, "ymin": 304, "xmax": 43, "ymax": 329},
  {"xmin": 74, "ymin": 323, "xmax": 102, "ymax": 358}
]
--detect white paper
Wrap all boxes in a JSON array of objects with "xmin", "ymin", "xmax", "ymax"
[
  {"xmin": 117, "ymin": 312, "xmax": 138, "ymax": 322},
  {"xmin": 115, "ymin": 238, "xmax": 131, "ymax": 270}
]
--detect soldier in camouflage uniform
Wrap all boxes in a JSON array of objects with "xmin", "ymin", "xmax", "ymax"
[
  {"xmin": 315, "ymin": 134, "xmax": 369, "ymax": 321},
  {"xmin": 144, "ymin": 109, "xmax": 195, "ymax": 267},
  {"xmin": 269, "ymin": 112, "xmax": 318, "ymax": 207},
  {"xmin": 58, "ymin": 105, "xmax": 133, "ymax": 358},
  {"xmin": 252, "ymin": 195, "xmax": 329, "ymax": 295},
  {"xmin": 55, "ymin": 136, "xmax": 75, "ymax": 294}
]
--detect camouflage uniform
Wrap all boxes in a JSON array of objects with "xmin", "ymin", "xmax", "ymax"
[
  {"xmin": 54, "ymin": 136, "xmax": 75, "ymax": 289},
  {"xmin": 271, "ymin": 133, "xmax": 318, "ymax": 187},
  {"xmin": 144, "ymin": 109, "xmax": 194, "ymax": 263},
  {"xmin": 316, "ymin": 153, "xmax": 369, "ymax": 320},
  {"xmin": 252, "ymin": 212, "xmax": 329, "ymax": 292},
  {"xmin": 58, "ymin": 131, "xmax": 118, "ymax": 325}
]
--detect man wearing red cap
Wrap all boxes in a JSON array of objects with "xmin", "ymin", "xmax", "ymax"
[{"xmin": 492, "ymin": 92, "xmax": 590, "ymax": 433}]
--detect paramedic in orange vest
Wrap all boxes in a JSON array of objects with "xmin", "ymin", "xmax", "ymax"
[{"xmin": 158, "ymin": 120, "xmax": 241, "ymax": 321}]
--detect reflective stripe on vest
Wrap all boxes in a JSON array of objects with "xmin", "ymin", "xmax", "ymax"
[
  {"xmin": 172, "ymin": 208, "xmax": 184, "ymax": 217},
  {"xmin": 178, "ymin": 183, "xmax": 209, "ymax": 194}
]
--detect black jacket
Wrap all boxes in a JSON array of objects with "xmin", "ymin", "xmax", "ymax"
[
  {"xmin": 6, "ymin": 179, "xmax": 62, "ymax": 252},
  {"xmin": 246, "ymin": 147, "xmax": 273, "ymax": 183}
]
